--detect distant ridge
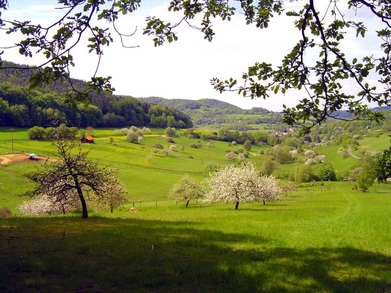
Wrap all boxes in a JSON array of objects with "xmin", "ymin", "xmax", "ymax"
[
  {"xmin": 372, "ymin": 106, "xmax": 391, "ymax": 112},
  {"xmin": 136, "ymin": 96, "xmax": 283, "ymax": 129},
  {"xmin": 330, "ymin": 106, "xmax": 391, "ymax": 119},
  {"xmin": 136, "ymin": 97, "xmax": 243, "ymax": 112}
]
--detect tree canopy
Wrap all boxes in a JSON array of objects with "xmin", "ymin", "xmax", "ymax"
[
  {"xmin": 1, "ymin": 1, "xmax": 390, "ymax": 132},
  {"xmin": 204, "ymin": 162, "xmax": 282, "ymax": 209},
  {"xmin": 0, "ymin": 79, "xmax": 193, "ymax": 128},
  {"xmin": 169, "ymin": 174, "xmax": 204, "ymax": 208}
]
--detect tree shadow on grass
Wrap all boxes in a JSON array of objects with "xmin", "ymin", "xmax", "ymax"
[{"xmin": 0, "ymin": 217, "xmax": 390, "ymax": 293}]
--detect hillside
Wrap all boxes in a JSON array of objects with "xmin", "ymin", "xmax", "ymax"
[
  {"xmin": 3, "ymin": 61, "xmax": 391, "ymax": 132},
  {"xmin": 137, "ymin": 97, "xmax": 242, "ymax": 112},
  {"xmin": 137, "ymin": 96, "xmax": 284, "ymax": 130},
  {"xmin": 0, "ymin": 62, "xmax": 193, "ymax": 129},
  {"xmin": 0, "ymin": 61, "xmax": 285, "ymax": 131}
]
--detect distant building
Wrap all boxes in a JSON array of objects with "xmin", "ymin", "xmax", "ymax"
[{"xmin": 81, "ymin": 136, "xmax": 94, "ymax": 144}]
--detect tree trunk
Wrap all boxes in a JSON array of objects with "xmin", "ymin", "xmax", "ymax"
[
  {"xmin": 235, "ymin": 201, "xmax": 239, "ymax": 210},
  {"xmin": 72, "ymin": 173, "xmax": 88, "ymax": 218},
  {"xmin": 76, "ymin": 185, "xmax": 88, "ymax": 218},
  {"xmin": 186, "ymin": 200, "xmax": 190, "ymax": 208}
]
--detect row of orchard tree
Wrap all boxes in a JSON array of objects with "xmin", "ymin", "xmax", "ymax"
[
  {"xmin": 169, "ymin": 163, "xmax": 284, "ymax": 210},
  {"xmin": 0, "ymin": 82, "xmax": 193, "ymax": 129},
  {"xmin": 19, "ymin": 126, "xmax": 284, "ymax": 216},
  {"xmin": 18, "ymin": 129, "xmax": 391, "ymax": 217}
]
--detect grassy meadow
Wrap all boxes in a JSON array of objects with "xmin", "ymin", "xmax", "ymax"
[
  {"xmin": 1, "ymin": 128, "xmax": 391, "ymax": 292},
  {"xmin": 0, "ymin": 127, "xmax": 268, "ymax": 207}
]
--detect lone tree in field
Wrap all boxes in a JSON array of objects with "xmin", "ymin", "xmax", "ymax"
[
  {"xmin": 24, "ymin": 132, "xmax": 127, "ymax": 218},
  {"xmin": 169, "ymin": 174, "xmax": 204, "ymax": 208},
  {"xmin": 204, "ymin": 162, "xmax": 282, "ymax": 210},
  {"xmin": 350, "ymin": 155, "xmax": 377, "ymax": 192}
]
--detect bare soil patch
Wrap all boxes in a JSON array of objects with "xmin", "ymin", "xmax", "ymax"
[{"xmin": 0, "ymin": 154, "xmax": 54, "ymax": 165}]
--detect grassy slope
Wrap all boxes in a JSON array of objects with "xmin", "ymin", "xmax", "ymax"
[
  {"xmin": 1, "ymin": 128, "xmax": 391, "ymax": 292},
  {"xmin": 1, "ymin": 128, "xmax": 389, "ymax": 208},
  {"xmin": 359, "ymin": 134, "xmax": 391, "ymax": 151},
  {"xmin": 1, "ymin": 183, "xmax": 391, "ymax": 292},
  {"xmin": 0, "ymin": 128, "xmax": 267, "ymax": 210},
  {"xmin": 273, "ymin": 134, "xmax": 391, "ymax": 180}
]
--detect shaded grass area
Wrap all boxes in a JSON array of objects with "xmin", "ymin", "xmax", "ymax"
[
  {"xmin": 1, "ymin": 186, "xmax": 391, "ymax": 293},
  {"xmin": 1, "ymin": 218, "xmax": 390, "ymax": 293}
]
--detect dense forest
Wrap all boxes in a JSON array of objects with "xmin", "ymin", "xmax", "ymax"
[{"xmin": 0, "ymin": 62, "xmax": 193, "ymax": 128}]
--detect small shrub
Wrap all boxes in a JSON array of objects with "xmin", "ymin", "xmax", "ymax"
[
  {"xmin": 225, "ymin": 152, "xmax": 236, "ymax": 161},
  {"xmin": 165, "ymin": 127, "xmax": 177, "ymax": 137},
  {"xmin": 206, "ymin": 163, "xmax": 220, "ymax": 171},
  {"xmin": 190, "ymin": 143, "xmax": 202, "ymax": 149},
  {"xmin": 117, "ymin": 128, "xmax": 129, "ymax": 135},
  {"xmin": 126, "ymin": 131, "xmax": 138, "ymax": 143},
  {"xmin": 238, "ymin": 153, "xmax": 246, "ymax": 162},
  {"xmin": 142, "ymin": 127, "xmax": 151, "ymax": 132},
  {"xmin": 28, "ymin": 126, "xmax": 46, "ymax": 140}
]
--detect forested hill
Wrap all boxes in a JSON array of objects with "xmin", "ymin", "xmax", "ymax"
[
  {"xmin": 137, "ymin": 97, "xmax": 242, "ymax": 112},
  {"xmin": 137, "ymin": 96, "xmax": 283, "ymax": 129},
  {"xmin": 0, "ymin": 61, "xmax": 193, "ymax": 129}
]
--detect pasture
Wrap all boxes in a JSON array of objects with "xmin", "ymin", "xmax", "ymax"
[
  {"xmin": 1, "ymin": 183, "xmax": 391, "ymax": 292},
  {"xmin": 0, "ymin": 127, "xmax": 268, "ymax": 207},
  {"xmin": 1, "ymin": 128, "xmax": 391, "ymax": 292}
]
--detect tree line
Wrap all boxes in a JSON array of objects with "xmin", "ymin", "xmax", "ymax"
[
  {"xmin": 0, "ymin": 61, "xmax": 193, "ymax": 128},
  {"xmin": 0, "ymin": 71, "xmax": 193, "ymax": 129}
]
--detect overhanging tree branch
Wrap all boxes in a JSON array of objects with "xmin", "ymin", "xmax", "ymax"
[{"xmin": 1, "ymin": 1, "xmax": 391, "ymax": 132}]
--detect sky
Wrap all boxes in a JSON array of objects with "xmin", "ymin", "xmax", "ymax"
[{"xmin": 0, "ymin": 1, "xmax": 385, "ymax": 111}]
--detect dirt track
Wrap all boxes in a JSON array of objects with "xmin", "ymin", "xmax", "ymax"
[{"xmin": 0, "ymin": 153, "xmax": 53, "ymax": 164}]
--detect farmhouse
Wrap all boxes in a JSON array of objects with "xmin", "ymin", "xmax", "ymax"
[{"xmin": 81, "ymin": 136, "xmax": 94, "ymax": 144}]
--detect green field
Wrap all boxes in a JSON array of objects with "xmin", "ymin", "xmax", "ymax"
[
  {"xmin": 0, "ymin": 127, "xmax": 269, "ymax": 206},
  {"xmin": 1, "ymin": 128, "xmax": 391, "ymax": 292},
  {"xmin": 1, "ymin": 183, "xmax": 391, "ymax": 292}
]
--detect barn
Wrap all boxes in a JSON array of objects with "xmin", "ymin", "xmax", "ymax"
[{"xmin": 81, "ymin": 136, "xmax": 95, "ymax": 144}]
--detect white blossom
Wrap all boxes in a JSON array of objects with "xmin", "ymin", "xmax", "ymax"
[{"xmin": 203, "ymin": 162, "xmax": 282, "ymax": 209}]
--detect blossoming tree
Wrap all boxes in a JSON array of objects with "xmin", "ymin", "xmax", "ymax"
[
  {"xmin": 169, "ymin": 174, "xmax": 204, "ymax": 208},
  {"xmin": 23, "ymin": 132, "xmax": 127, "ymax": 218},
  {"xmin": 204, "ymin": 162, "xmax": 282, "ymax": 210}
]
